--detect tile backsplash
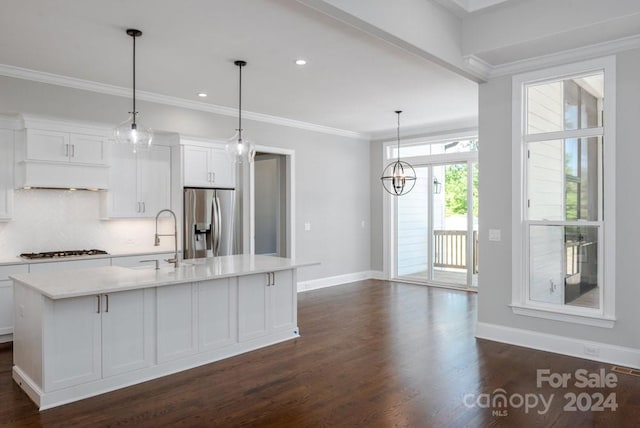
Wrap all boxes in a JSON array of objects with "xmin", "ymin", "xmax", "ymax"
[{"xmin": 0, "ymin": 189, "xmax": 174, "ymax": 259}]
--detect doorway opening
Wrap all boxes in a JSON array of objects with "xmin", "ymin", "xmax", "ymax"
[
  {"xmin": 244, "ymin": 146, "xmax": 295, "ymax": 259},
  {"xmin": 254, "ymin": 152, "xmax": 287, "ymax": 257}
]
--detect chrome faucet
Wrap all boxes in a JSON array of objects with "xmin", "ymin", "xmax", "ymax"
[{"xmin": 155, "ymin": 209, "xmax": 179, "ymax": 267}]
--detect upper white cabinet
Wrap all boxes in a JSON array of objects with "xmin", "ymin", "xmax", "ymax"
[
  {"xmin": 24, "ymin": 129, "xmax": 106, "ymax": 165},
  {"xmin": 182, "ymin": 140, "xmax": 235, "ymax": 189},
  {"xmin": 101, "ymin": 143, "xmax": 171, "ymax": 218},
  {"xmin": 13, "ymin": 115, "xmax": 111, "ymax": 190}
]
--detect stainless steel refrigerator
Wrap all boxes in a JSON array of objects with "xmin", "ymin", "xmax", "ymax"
[{"xmin": 183, "ymin": 188, "xmax": 236, "ymax": 259}]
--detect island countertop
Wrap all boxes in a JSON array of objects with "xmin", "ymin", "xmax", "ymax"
[{"xmin": 10, "ymin": 254, "xmax": 317, "ymax": 299}]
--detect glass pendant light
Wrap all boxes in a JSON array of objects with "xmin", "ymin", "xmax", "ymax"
[
  {"xmin": 380, "ymin": 111, "xmax": 416, "ymax": 196},
  {"xmin": 225, "ymin": 60, "xmax": 255, "ymax": 164},
  {"xmin": 114, "ymin": 29, "xmax": 153, "ymax": 154}
]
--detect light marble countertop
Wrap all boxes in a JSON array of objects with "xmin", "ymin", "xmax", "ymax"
[{"xmin": 10, "ymin": 255, "xmax": 318, "ymax": 299}]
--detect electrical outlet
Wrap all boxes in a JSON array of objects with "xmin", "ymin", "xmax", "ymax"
[
  {"xmin": 489, "ymin": 229, "xmax": 501, "ymax": 242},
  {"xmin": 584, "ymin": 345, "xmax": 600, "ymax": 357},
  {"xmin": 304, "ymin": 222, "xmax": 311, "ymax": 232}
]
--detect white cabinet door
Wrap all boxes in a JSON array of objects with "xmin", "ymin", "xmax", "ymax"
[
  {"xmin": 238, "ymin": 273, "xmax": 269, "ymax": 342},
  {"xmin": 198, "ymin": 278, "xmax": 237, "ymax": 352},
  {"xmin": 102, "ymin": 289, "xmax": 155, "ymax": 378},
  {"xmin": 183, "ymin": 145, "xmax": 211, "ymax": 187},
  {"xmin": 69, "ymin": 134, "xmax": 106, "ymax": 165},
  {"xmin": 138, "ymin": 145, "xmax": 171, "ymax": 216},
  {"xmin": 43, "ymin": 295, "xmax": 102, "ymax": 392},
  {"xmin": 103, "ymin": 144, "xmax": 170, "ymax": 218},
  {"xmin": 209, "ymin": 148, "xmax": 235, "ymax": 188},
  {"xmin": 157, "ymin": 283, "xmax": 197, "ymax": 363},
  {"xmin": 0, "ymin": 281, "xmax": 13, "ymax": 336},
  {"xmin": 270, "ymin": 269, "xmax": 295, "ymax": 331},
  {"xmin": 25, "ymin": 129, "xmax": 69, "ymax": 163},
  {"xmin": 0, "ymin": 264, "xmax": 29, "ymax": 336},
  {"xmin": 105, "ymin": 143, "xmax": 139, "ymax": 217}
]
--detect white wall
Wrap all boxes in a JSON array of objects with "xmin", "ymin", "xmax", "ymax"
[
  {"xmin": 0, "ymin": 76, "xmax": 371, "ymax": 282},
  {"xmin": 478, "ymin": 48, "xmax": 640, "ymax": 349}
]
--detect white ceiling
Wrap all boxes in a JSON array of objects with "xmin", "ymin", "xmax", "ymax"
[{"xmin": 0, "ymin": 0, "xmax": 479, "ymax": 137}]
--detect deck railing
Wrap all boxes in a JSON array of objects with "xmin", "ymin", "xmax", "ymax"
[{"xmin": 433, "ymin": 230, "xmax": 478, "ymax": 274}]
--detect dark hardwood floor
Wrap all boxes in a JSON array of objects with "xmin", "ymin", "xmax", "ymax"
[{"xmin": 1, "ymin": 280, "xmax": 638, "ymax": 427}]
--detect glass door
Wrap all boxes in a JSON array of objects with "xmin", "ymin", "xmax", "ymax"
[{"xmin": 396, "ymin": 161, "xmax": 478, "ymax": 288}]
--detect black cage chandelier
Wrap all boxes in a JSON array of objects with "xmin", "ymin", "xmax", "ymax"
[{"xmin": 380, "ymin": 111, "xmax": 416, "ymax": 196}]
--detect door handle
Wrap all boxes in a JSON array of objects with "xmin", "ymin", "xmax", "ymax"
[
  {"xmin": 71, "ymin": 144, "xmax": 75, "ymax": 158},
  {"xmin": 64, "ymin": 143, "xmax": 69, "ymax": 157},
  {"xmin": 142, "ymin": 202, "xmax": 146, "ymax": 213},
  {"xmin": 96, "ymin": 295, "xmax": 101, "ymax": 313},
  {"xmin": 137, "ymin": 202, "xmax": 141, "ymax": 213},
  {"xmin": 105, "ymin": 294, "xmax": 109, "ymax": 313}
]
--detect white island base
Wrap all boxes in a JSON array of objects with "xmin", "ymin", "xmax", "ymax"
[{"xmin": 11, "ymin": 255, "xmax": 313, "ymax": 410}]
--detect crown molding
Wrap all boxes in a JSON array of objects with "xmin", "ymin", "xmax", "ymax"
[
  {"xmin": 0, "ymin": 63, "xmax": 369, "ymax": 141},
  {"xmin": 370, "ymin": 116, "xmax": 478, "ymax": 143},
  {"xmin": 464, "ymin": 33, "xmax": 640, "ymax": 80}
]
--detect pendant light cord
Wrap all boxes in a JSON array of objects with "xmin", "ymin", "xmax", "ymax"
[
  {"xmin": 238, "ymin": 63, "xmax": 243, "ymax": 141},
  {"xmin": 132, "ymin": 33, "xmax": 137, "ymax": 127},
  {"xmin": 396, "ymin": 111, "xmax": 401, "ymax": 160}
]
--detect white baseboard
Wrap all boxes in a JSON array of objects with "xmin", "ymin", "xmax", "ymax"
[
  {"xmin": 476, "ymin": 321, "xmax": 640, "ymax": 370},
  {"xmin": 297, "ymin": 270, "xmax": 385, "ymax": 292}
]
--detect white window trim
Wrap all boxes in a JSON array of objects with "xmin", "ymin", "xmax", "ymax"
[{"xmin": 511, "ymin": 56, "xmax": 616, "ymax": 328}]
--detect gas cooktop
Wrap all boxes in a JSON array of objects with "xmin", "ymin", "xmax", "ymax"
[{"xmin": 20, "ymin": 249, "xmax": 109, "ymax": 259}]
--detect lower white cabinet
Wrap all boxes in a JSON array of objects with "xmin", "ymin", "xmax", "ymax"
[
  {"xmin": 198, "ymin": 278, "xmax": 237, "ymax": 352},
  {"xmin": 12, "ymin": 267, "xmax": 298, "ymax": 409},
  {"xmin": 0, "ymin": 264, "xmax": 29, "ymax": 339},
  {"xmin": 238, "ymin": 269, "xmax": 296, "ymax": 342},
  {"xmin": 157, "ymin": 283, "xmax": 198, "ymax": 363},
  {"xmin": 42, "ymin": 288, "xmax": 155, "ymax": 391}
]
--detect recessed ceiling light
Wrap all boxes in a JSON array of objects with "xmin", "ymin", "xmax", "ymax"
[
  {"xmin": 295, "ymin": 59, "xmax": 307, "ymax": 66},
  {"xmin": 198, "ymin": 92, "xmax": 207, "ymax": 98}
]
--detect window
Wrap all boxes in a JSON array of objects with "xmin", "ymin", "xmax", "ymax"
[{"xmin": 511, "ymin": 57, "xmax": 616, "ymax": 327}]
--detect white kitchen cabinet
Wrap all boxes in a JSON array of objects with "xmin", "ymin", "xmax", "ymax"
[
  {"xmin": 0, "ymin": 129, "xmax": 14, "ymax": 220},
  {"xmin": 198, "ymin": 278, "xmax": 237, "ymax": 352},
  {"xmin": 25, "ymin": 129, "xmax": 106, "ymax": 165},
  {"xmin": 33, "ymin": 287, "xmax": 155, "ymax": 392},
  {"xmin": 0, "ymin": 264, "xmax": 28, "ymax": 340},
  {"xmin": 183, "ymin": 142, "xmax": 235, "ymax": 188},
  {"xmin": 102, "ymin": 143, "xmax": 171, "ymax": 218},
  {"xmin": 156, "ymin": 283, "xmax": 198, "ymax": 363},
  {"xmin": 43, "ymin": 294, "xmax": 102, "ymax": 391},
  {"xmin": 238, "ymin": 269, "xmax": 296, "ymax": 342},
  {"xmin": 101, "ymin": 289, "xmax": 155, "ymax": 377}
]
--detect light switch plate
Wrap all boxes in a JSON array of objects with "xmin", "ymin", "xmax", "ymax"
[
  {"xmin": 304, "ymin": 222, "xmax": 311, "ymax": 232},
  {"xmin": 489, "ymin": 229, "xmax": 501, "ymax": 242}
]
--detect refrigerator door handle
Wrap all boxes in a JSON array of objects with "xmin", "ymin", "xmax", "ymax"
[
  {"xmin": 214, "ymin": 196, "xmax": 222, "ymax": 256},
  {"xmin": 211, "ymin": 196, "xmax": 219, "ymax": 257}
]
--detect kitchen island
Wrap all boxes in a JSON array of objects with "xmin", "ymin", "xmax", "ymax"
[{"xmin": 11, "ymin": 255, "xmax": 315, "ymax": 410}]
